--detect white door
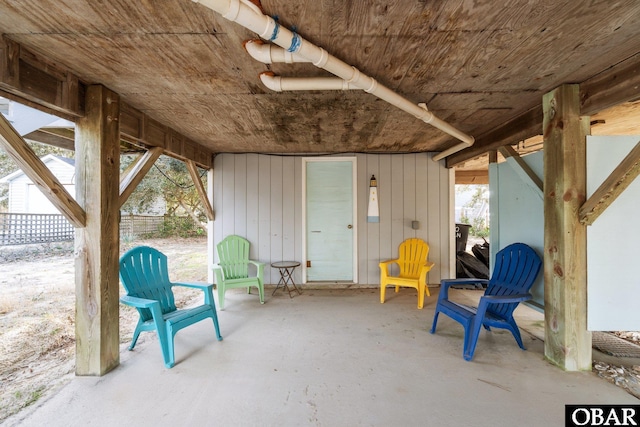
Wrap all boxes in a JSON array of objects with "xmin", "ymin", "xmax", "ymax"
[{"xmin": 304, "ymin": 158, "xmax": 357, "ymax": 282}]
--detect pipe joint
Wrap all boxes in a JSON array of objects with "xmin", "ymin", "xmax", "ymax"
[
  {"xmin": 259, "ymin": 72, "xmax": 282, "ymax": 92},
  {"xmin": 313, "ymin": 48, "xmax": 329, "ymax": 68},
  {"xmin": 222, "ymin": 0, "xmax": 241, "ymax": 20},
  {"xmin": 346, "ymin": 66, "xmax": 360, "ymax": 84},
  {"xmin": 364, "ymin": 78, "xmax": 378, "ymax": 94}
]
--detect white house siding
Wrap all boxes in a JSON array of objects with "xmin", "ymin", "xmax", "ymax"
[
  {"xmin": 212, "ymin": 153, "xmax": 453, "ymax": 286},
  {"xmin": 6, "ymin": 157, "xmax": 75, "ymax": 213}
]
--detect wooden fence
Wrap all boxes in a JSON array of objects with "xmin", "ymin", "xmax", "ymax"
[
  {"xmin": 0, "ymin": 213, "xmax": 167, "ymax": 246},
  {"xmin": 119, "ymin": 214, "xmax": 166, "ymax": 239}
]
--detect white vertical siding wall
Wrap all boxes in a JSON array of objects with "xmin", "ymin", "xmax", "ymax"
[
  {"xmin": 7, "ymin": 159, "xmax": 75, "ymax": 213},
  {"xmin": 212, "ymin": 153, "xmax": 453, "ymax": 285}
]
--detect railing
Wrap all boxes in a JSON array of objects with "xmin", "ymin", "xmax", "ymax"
[{"xmin": 0, "ymin": 213, "xmax": 169, "ymax": 246}]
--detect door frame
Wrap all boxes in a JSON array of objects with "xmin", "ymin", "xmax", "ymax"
[{"xmin": 301, "ymin": 157, "xmax": 358, "ymax": 284}]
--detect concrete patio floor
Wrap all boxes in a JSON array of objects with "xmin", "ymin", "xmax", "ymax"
[{"xmin": 6, "ymin": 287, "xmax": 638, "ymax": 427}]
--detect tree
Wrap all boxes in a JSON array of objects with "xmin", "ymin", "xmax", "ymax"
[
  {"xmin": 456, "ymin": 184, "xmax": 490, "ymax": 238},
  {"xmin": 121, "ymin": 155, "xmax": 207, "ymax": 232}
]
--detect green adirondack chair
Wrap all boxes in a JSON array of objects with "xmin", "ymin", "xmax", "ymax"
[
  {"xmin": 119, "ymin": 246, "xmax": 222, "ymax": 368},
  {"xmin": 213, "ymin": 235, "xmax": 265, "ymax": 310}
]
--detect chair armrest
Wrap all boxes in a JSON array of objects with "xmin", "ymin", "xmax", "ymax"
[
  {"xmin": 173, "ymin": 281, "xmax": 214, "ymax": 291},
  {"xmin": 379, "ymin": 259, "xmax": 399, "ymax": 279},
  {"xmin": 173, "ymin": 282, "xmax": 216, "ymax": 306},
  {"xmin": 212, "ymin": 263, "xmax": 225, "ymax": 282},
  {"xmin": 441, "ymin": 278, "xmax": 489, "ymax": 288},
  {"xmin": 120, "ymin": 295, "xmax": 166, "ymax": 323},
  {"xmin": 418, "ymin": 261, "xmax": 435, "ymax": 283},
  {"xmin": 438, "ymin": 278, "xmax": 490, "ymax": 301},
  {"xmin": 248, "ymin": 260, "xmax": 265, "ymax": 280},
  {"xmin": 120, "ymin": 295, "xmax": 161, "ymax": 309},
  {"xmin": 248, "ymin": 260, "xmax": 265, "ymax": 268}
]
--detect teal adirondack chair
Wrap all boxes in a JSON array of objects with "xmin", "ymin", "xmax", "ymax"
[
  {"xmin": 213, "ymin": 235, "xmax": 265, "ymax": 310},
  {"xmin": 119, "ymin": 246, "xmax": 222, "ymax": 368}
]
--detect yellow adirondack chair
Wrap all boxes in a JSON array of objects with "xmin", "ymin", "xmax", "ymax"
[{"xmin": 379, "ymin": 238, "xmax": 435, "ymax": 309}]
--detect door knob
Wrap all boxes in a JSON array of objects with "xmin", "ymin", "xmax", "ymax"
[{"xmin": 347, "ymin": 224, "xmax": 353, "ymax": 229}]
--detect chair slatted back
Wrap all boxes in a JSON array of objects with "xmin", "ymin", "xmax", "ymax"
[
  {"xmin": 397, "ymin": 238, "xmax": 430, "ymax": 279},
  {"xmin": 119, "ymin": 246, "xmax": 177, "ymax": 321},
  {"xmin": 217, "ymin": 235, "xmax": 251, "ymax": 280},
  {"xmin": 485, "ymin": 243, "xmax": 542, "ymax": 319}
]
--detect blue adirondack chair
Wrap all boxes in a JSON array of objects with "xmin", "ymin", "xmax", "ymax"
[
  {"xmin": 119, "ymin": 246, "xmax": 222, "ymax": 368},
  {"xmin": 430, "ymin": 243, "xmax": 542, "ymax": 361},
  {"xmin": 213, "ymin": 235, "xmax": 264, "ymax": 310}
]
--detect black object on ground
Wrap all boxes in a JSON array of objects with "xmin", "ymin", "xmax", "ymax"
[
  {"xmin": 471, "ymin": 239, "xmax": 490, "ymax": 268},
  {"xmin": 455, "ymin": 252, "xmax": 490, "ymax": 283}
]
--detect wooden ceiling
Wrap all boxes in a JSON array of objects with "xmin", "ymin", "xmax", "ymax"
[{"xmin": 0, "ymin": 0, "xmax": 639, "ymax": 167}]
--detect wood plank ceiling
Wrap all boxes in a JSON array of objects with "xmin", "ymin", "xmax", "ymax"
[{"xmin": 0, "ymin": 0, "xmax": 639, "ymax": 166}]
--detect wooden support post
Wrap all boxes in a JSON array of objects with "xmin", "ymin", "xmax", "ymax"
[
  {"xmin": 499, "ymin": 145, "xmax": 544, "ymax": 193},
  {"xmin": 119, "ymin": 146, "xmax": 163, "ymax": 208},
  {"xmin": 579, "ymin": 140, "xmax": 640, "ymax": 226},
  {"xmin": 186, "ymin": 160, "xmax": 215, "ymax": 221},
  {"xmin": 542, "ymin": 84, "xmax": 591, "ymax": 371},
  {"xmin": 74, "ymin": 85, "xmax": 121, "ymax": 375}
]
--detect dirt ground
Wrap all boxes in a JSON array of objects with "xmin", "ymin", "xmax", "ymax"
[{"xmin": 0, "ymin": 237, "xmax": 207, "ymax": 422}]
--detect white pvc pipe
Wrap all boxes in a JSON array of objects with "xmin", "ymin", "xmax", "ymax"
[
  {"xmin": 245, "ymin": 39, "xmax": 311, "ymax": 64},
  {"xmin": 192, "ymin": 0, "xmax": 475, "ymax": 159},
  {"xmin": 260, "ymin": 72, "xmax": 358, "ymax": 91}
]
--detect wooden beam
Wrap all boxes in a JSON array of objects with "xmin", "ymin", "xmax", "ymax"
[
  {"xmin": 542, "ymin": 84, "xmax": 591, "ymax": 371},
  {"xmin": 447, "ymin": 54, "xmax": 640, "ymax": 167},
  {"xmin": 580, "ymin": 52, "xmax": 640, "ymax": 116},
  {"xmin": 0, "ymin": 37, "xmax": 214, "ymax": 168},
  {"xmin": 119, "ymin": 147, "xmax": 163, "ymax": 208},
  {"xmin": 488, "ymin": 150, "xmax": 498, "ymax": 164},
  {"xmin": 24, "ymin": 128, "xmax": 75, "ymax": 151},
  {"xmin": 186, "ymin": 160, "xmax": 215, "ymax": 221},
  {"xmin": 455, "ymin": 169, "xmax": 488, "ymax": 184},
  {"xmin": 0, "ymin": 36, "xmax": 84, "ymax": 120},
  {"xmin": 447, "ymin": 105, "xmax": 543, "ymax": 168},
  {"xmin": 499, "ymin": 145, "xmax": 543, "ymax": 192},
  {"xmin": 74, "ymin": 85, "xmax": 120, "ymax": 376},
  {"xmin": 579, "ymin": 139, "xmax": 640, "ymax": 226},
  {"xmin": 0, "ymin": 113, "xmax": 86, "ymax": 227},
  {"xmin": 120, "ymin": 103, "xmax": 213, "ymax": 169}
]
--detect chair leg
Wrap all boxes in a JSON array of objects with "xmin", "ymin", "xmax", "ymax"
[
  {"xmin": 129, "ymin": 323, "xmax": 143, "ymax": 350},
  {"xmin": 463, "ymin": 317, "xmax": 483, "ymax": 361},
  {"xmin": 218, "ymin": 284, "xmax": 225, "ymax": 310},
  {"xmin": 258, "ymin": 284, "xmax": 265, "ymax": 304},
  {"xmin": 507, "ymin": 319, "xmax": 526, "ymax": 350},
  {"xmin": 157, "ymin": 325, "xmax": 174, "ymax": 368},
  {"xmin": 417, "ymin": 283, "xmax": 425, "ymax": 309},
  {"xmin": 165, "ymin": 329, "xmax": 176, "ymax": 369},
  {"xmin": 210, "ymin": 312, "xmax": 223, "ymax": 341},
  {"xmin": 430, "ymin": 311, "xmax": 440, "ymax": 334},
  {"xmin": 380, "ymin": 284, "xmax": 386, "ymax": 304}
]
